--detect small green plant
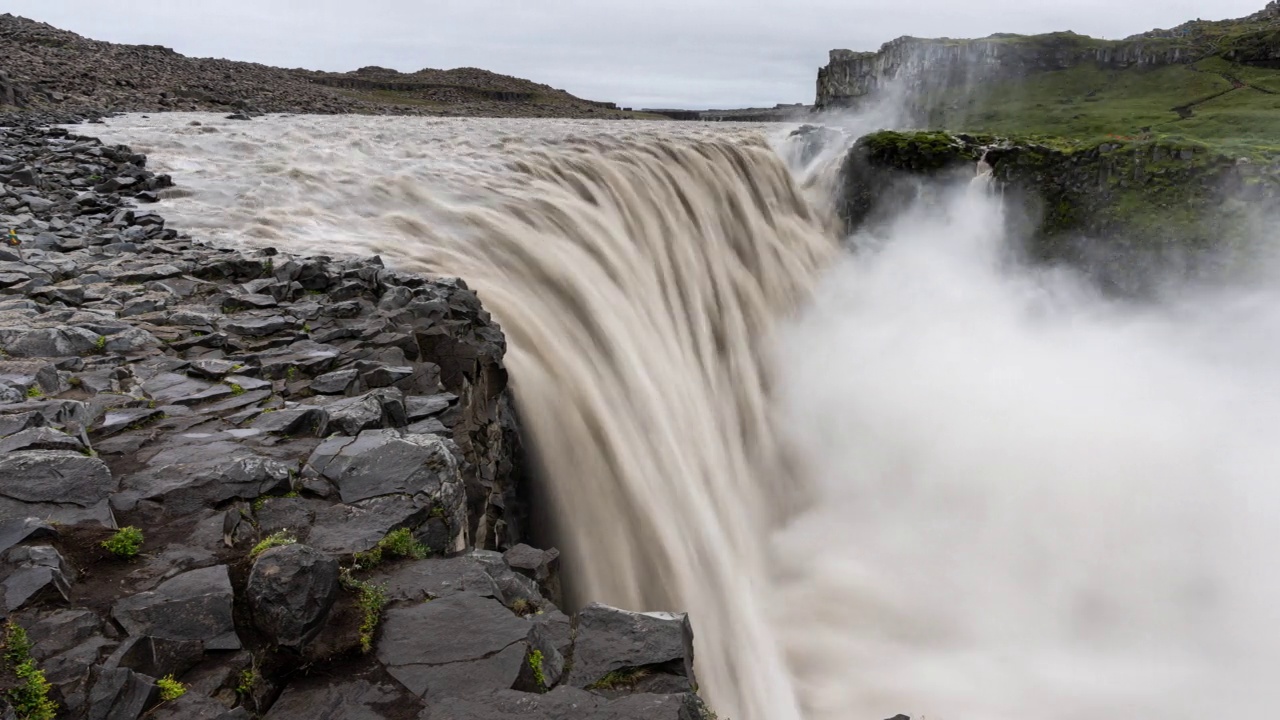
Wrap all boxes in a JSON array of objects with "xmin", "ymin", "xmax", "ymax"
[
  {"xmin": 301, "ymin": 323, "xmax": 312, "ymax": 334},
  {"xmin": 67, "ymin": 376, "xmax": 82, "ymax": 388},
  {"xmin": 101, "ymin": 527, "xmax": 144, "ymax": 558},
  {"xmin": 3, "ymin": 623, "xmax": 57, "ymax": 720},
  {"xmin": 231, "ymin": 363, "xmax": 245, "ymax": 372},
  {"xmin": 156, "ymin": 675, "xmax": 186, "ymax": 702},
  {"xmin": 24, "ymin": 386, "xmax": 42, "ymax": 399},
  {"xmin": 235, "ymin": 668, "xmax": 259, "ymax": 696},
  {"xmin": 249, "ymin": 530, "xmax": 297, "ymax": 559},
  {"xmin": 284, "ymin": 366, "xmax": 298, "ymax": 381},
  {"xmin": 227, "ymin": 382, "xmax": 245, "ymax": 396},
  {"xmin": 263, "ymin": 259, "xmax": 274, "ymax": 276},
  {"xmin": 588, "ymin": 667, "xmax": 652, "ymax": 691},
  {"xmin": 429, "ymin": 505, "xmax": 446, "ymax": 519},
  {"xmin": 340, "ymin": 572, "xmax": 387, "ymax": 653},
  {"xmin": 93, "ymin": 335, "xmax": 107, "ymax": 353},
  {"xmin": 528, "ymin": 650, "xmax": 546, "ymax": 690},
  {"xmin": 252, "ymin": 491, "xmax": 299, "ymax": 511},
  {"xmin": 511, "ymin": 598, "xmax": 535, "ymax": 617},
  {"xmin": 352, "ymin": 528, "xmax": 427, "ymax": 570}
]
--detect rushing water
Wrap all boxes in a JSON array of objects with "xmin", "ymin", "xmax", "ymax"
[{"xmin": 91, "ymin": 113, "xmax": 1280, "ymax": 720}]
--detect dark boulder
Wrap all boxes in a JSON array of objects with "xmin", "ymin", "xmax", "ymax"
[
  {"xmin": 565, "ymin": 604, "xmax": 696, "ymax": 693},
  {"xmin": 112, "ymin": 565, "xmax": 240, "ymax": 650},
  {"xmin": 246, "ymin": 544, "xmax": 339, "ymax": 649}
]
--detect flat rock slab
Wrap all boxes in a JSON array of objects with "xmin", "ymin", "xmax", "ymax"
[
  {"xmin": 112, "ymin": 565, "xmax": 240, "ymax": 650},
  {"xmin": 367, "ymin": 556, "xmax": 501, "ymax": 604},
  {"xmin": 309, "ymin": 429, "xmax": 457, "ymax": 504},
  {"xmin": 263, "ymin": 678, "xmax": 417, "ymax": 720},
  {"xmin": 0, "ymin": 450, "xmax": 114, "ymax": 506},
  {"xmin": 377, "ymin": 593, "xmax": 531, "ymax": 700},
  {"xmin": 421, "ymin": 687, "xmax": 706, "ymax": 720},
  {"xmin": 306, "ymin": 495, "xmax": 431, "ymax": 556}
]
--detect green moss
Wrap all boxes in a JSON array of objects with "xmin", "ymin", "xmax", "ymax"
[
  {"xmin": 24, "ymin": 386, "xmax": 42, "ymax": 399},
  {"xmin": 156, "ymin": 675, "xmax": 186, "ymax": 702},
  {"xmin": 101, "ymin": 527, "xmax": 144, "ymax": 558},
  {"xmin": 249, "ymin": 530, "xmax": 297, "ymax": 559},
  {"xmin": 528, "ymin": 650, "xmax": 546, "ymax": 690},
  {"xmin": 227, "ymin": 382, "xmax": 245, "ymax": 396},
  {"xmin": 352, "ymin": 528, "xmax": 428, "ymax": 570},
  {"xmin": 340, "ymin": 572, "xmax": 387, "ymax": 653},
  {"xmin": 588, "ymin": 667, "xmax": 651, "ymax": 691},
  {"xmin": 3, "ymin": 623, "xmax": 57, "ymax": 720},
  {"xmin": 235, "ymin": 668, "xmax": 260, "ymax": 696}
]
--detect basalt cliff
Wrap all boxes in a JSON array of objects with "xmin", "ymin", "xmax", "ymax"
[{"xmin": 816, "ymin": 2, "xmax": 1280, "ymax": 111}]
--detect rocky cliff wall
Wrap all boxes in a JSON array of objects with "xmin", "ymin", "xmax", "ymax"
[
  {"xmin": 816, "ymin": 33, "xmax": 1197, "ymax": 108},
  {"xmin": 838, "ymin": 130, "xmax": 1280, "ymax": 292}
]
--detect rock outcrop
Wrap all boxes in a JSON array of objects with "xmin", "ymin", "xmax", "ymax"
[
  {"xmin": 0, "ymin": 119, "xmax": 713, "ymax": 718},
  {"xmin": 837, "ymin": 129, "xmax": 1280, "ymax": 290}
]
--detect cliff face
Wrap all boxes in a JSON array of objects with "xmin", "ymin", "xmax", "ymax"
[
  {"xmin": 838, "ymin": 131, "xmax": 1280, "ymax": 290},
  {"xmin": 816, "ymin": 6, "xmax": 1280, "ymax": 109},
  {"xmin": 817, "ymin": 34, "xmax": 1197, "ymax": 109}
]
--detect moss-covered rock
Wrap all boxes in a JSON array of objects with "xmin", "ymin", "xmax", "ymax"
[{"xmin": 840, "ymin": 130, "xmax": 1280, "ymax": 270}]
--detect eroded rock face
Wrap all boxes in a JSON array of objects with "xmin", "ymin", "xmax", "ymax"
[{"xmin": 816, "ymin": 33, "xmax": 1198, "ymax": 109}]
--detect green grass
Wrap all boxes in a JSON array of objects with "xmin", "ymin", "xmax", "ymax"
[
  {"xmin": 101, "ymin": 527, "xmax": 144, "ymax": 559},
  {"xmin": 588, "ymin": 667, "xmax": 652, "ymax": 691},
  {"xmin": 156, "ymin": 675, "xmax": 186, "ymax": 702},
  {"xmin": 3, "ymin": 623, "xmax": 56, "ymax": 720},
  {"xmin": 906, "ymin": 36, "xmax": 1280, "ymax": 159},
  {"xmin": 352, "ymin": 528, "xmax": 428, "ymax": 570},
  {"xmin": 528, "ymin": 650, "xmax": 546, "ymax": 690},
  {"xmin": 339, "ymin": 572, "xmax": 387, "ymax": 653},
  {"xmin": 249, "ymin": 531, "xmax": 297, "ymax": 559}
]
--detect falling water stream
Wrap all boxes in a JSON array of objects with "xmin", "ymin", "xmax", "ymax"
[{"xmin": 91, "ymin": 113, "xmax": 1280, "ymax": 720}]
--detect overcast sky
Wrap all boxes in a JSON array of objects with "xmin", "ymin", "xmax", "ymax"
[{"xmin": 6, "ymin": 0, "xmax": 1266, "ymax": 109}]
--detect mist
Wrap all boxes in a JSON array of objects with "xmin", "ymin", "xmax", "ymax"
[{"xmin": 768, "ymin": 181, "xmax": 1280, "ymax": 719}]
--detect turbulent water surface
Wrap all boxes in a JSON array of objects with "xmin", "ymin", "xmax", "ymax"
[{"xmin": 92, "ymin": 113, "xmax": 1280, "ymax": 720}]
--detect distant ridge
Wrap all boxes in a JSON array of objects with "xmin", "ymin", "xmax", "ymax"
[{"xmin": 0, "ymin": 13, "xmax": 642, "ymax": 118}]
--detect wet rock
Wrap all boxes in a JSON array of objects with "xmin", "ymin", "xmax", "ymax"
[
  {"xmin": 0, "ymin": 517, "xmax": 57, "ymax": 554},
  {"xmin": 147, "ymin": 693, "xmax": 250, "ymax": 720},
  {"xmin": 310, "ymin": 368, "xmax": 358, "ymax": 394},
  {"xmin": 0, "ymin": 450, "xmax": 115, "ymax": 522},
  {"xmin": 85, "ymin": 666, "xmax": 157, "ymax": 720},
  {"xmin": 0, "ymin": 426, "xmax": 86, "ymax": 454},
  {"xmin": 112, "ymin": 565, "xmax": 240, "ymax": 650},
  {"xmin": 263, "ymin": 678, "xmax": 419, "ymax": 720},
  {"xmin": 565, "ymin": 604, "xmax": 696, "ymax": 692},
  {"xmin": 222, "ymin": 316, "xmax": 298, "ymax": 337},
  {"xmin": 102, "ymin": 635, "xmax": 204, "ymax": 679},
  {"xmin": 320, "ymin": 389, "xmax": 406, "ymax": 436},
  {"xmin": 422, "ymin": 687, "xmax": 709, "ymax": 720},
  {"xmin": 1, "ymin": 326, "xmax": 101, "ymax": 357},
  {"xmin": 376, "ymin": 593, "xmax": 530, "ymax": 700},
  {"xmin": 503, "ymin": 544, "xmax": 562, "ymax": 607},
  {"xmin": 368, "ymin": 556, "xmax": 502, "ymax": 604},
  {"xmin": 306, "ymin": 495, "xmax": 432, "ymax": 556},
  {"xmin": 246, "ymin": 544, "xmax": 339, "ymax": 649},
  {"xmin": 308, "ymin": 429, "xmax": 459, "ymax": 504}
]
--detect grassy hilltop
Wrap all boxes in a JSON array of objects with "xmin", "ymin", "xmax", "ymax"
[{"xmin": 828, "ymin": 7, "xmax": 1280, "ymax": 272}]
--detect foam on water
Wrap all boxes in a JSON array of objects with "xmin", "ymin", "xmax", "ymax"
[{"xmin": 90, "ymin": 112, "xmax": 1280, "ymax": 720}]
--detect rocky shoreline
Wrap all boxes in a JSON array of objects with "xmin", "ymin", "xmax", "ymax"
[{"xmin": 0, "ymin": 116, "xmax": 710, "ymax": 718}]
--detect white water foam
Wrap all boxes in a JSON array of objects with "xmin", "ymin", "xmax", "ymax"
[{"xmin": 89, "ymin": 112, "xmax": 1280, "ymax": 720}]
